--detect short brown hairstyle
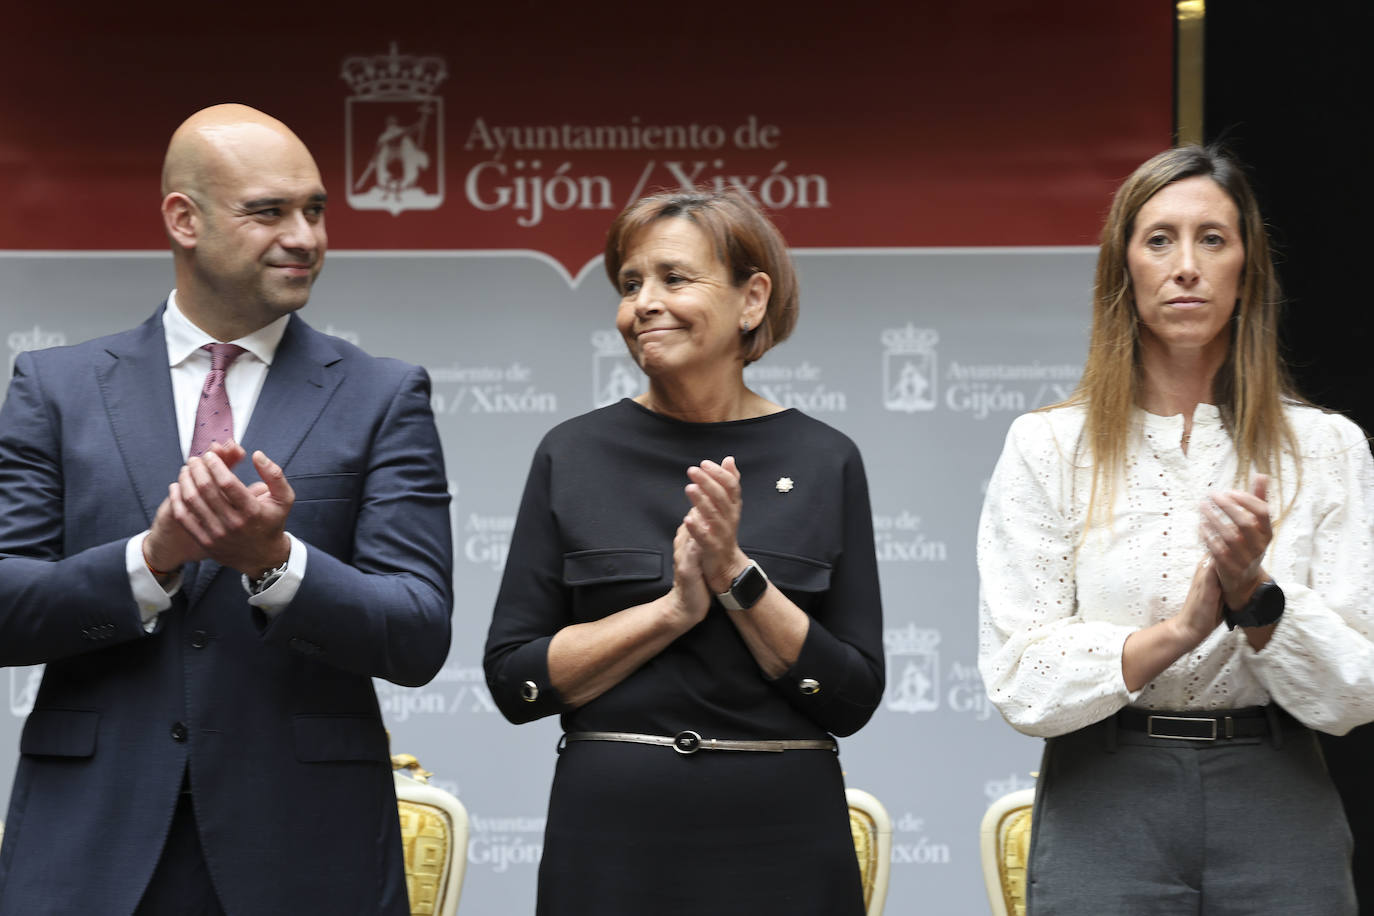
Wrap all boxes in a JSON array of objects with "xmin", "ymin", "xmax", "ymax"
[{"xmin": 604, "ymin": 190, "xmax": 799, "ymax": 365}]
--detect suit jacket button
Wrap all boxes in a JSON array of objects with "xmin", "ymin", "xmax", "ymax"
[
  {"xmin": 799, "ymin": 678, "xmax": 821, "ymax": 695},
  {"xmin": 190, "ymin": 630, "xmax": 209, "ymax": 649},
  {"xmin": 171, "ymin": 722, "xmax": 189, "ymax": 743}
]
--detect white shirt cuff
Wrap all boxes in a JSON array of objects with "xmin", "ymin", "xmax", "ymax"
[
  {"xmin": 244, "ymin": 533, "xmax": 307, "ymax": 619},
  {"xmin": 126, "ymin": 532, "xmax": 181, "ymax": 633}
]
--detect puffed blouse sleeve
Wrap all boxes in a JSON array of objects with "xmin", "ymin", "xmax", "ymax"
[
  {"xmin": 769, "ymin": 444, "xmax": 885, "ymax": 737},
  {"xmin": 1243, "ymin": 415, "xmax": 1374, "ymax": 735},
  {"xmin": 483, "ymin": 441, "xmax": 574, "ymax": 723},
  {"xmin": 977, "ymin": 412, "xmax": 1142, "ymax": 737}
]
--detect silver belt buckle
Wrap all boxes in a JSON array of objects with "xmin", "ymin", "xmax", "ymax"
[
  {"xmin": 673, "ymin": 730, "xmax": 703, "ymax": 755},
  {"xmin": 1147, "ymin": 715, "xmax": 1217, "ymax": 741}
]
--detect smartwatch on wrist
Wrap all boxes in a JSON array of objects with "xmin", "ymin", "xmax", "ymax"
[
  {"xmin": 715, "ymin": 560, "xmax": 769, "ymax": 611},
  {"xmin": 1223, "ymin": 578, "xmax": 1285, "ymax": 630}
]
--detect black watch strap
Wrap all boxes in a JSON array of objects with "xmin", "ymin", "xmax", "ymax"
[{"xmin": 1223, "ymin": 579, "xmax": 1285, "ymax": 630}]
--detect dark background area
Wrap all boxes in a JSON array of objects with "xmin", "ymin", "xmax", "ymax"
[{"xmin": 1204, "ymin": 1, "xmax": 1372, "ymax": 910}]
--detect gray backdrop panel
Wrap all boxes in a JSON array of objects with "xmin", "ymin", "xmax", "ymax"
[{"xmin": 1, "ymin": 248, "xmax": 1093, "ymax": 914}]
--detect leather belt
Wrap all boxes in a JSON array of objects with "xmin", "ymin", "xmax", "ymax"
[
  {"xmin": 560, "ymin": 730, "xmax": 837, "ymax": 755},
  {"xmin": 1115, "ymin": 705, "xmax": 1288, "ymax": 742}
]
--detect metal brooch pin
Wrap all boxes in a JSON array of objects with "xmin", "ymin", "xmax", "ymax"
[{"xmin": 775, "ymin": 477, "xmax": 794, "ymax": 493}]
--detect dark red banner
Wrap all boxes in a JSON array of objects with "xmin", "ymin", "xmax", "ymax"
[{"xmin": 2, "ymin": 2, "xmax": 1172, "ymax": 274}]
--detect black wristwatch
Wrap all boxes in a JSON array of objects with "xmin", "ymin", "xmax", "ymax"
[
  {"xmin": 1223, "ymin": 579, "xmax": 1285, "ymax": 630},
  {"xmin": 716, "ymin": 561, "xmax": 769, "ymax": 611}
]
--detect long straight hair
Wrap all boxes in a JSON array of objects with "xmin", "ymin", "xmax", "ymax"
[{"xmin": 1062, "ymin": 146, "xmax": 1301, "ymax": 527}]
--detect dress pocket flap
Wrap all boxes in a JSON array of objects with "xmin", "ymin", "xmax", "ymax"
[
  {"xmin": 20, "ymin": 708, "xmax": 99, "ymax": 758},
  {"xmin": 746, "ymin": 547, "xmax": 833, "ymax": 592},
  {"xmin": 292, "ymin": 714, "xmax": 387, "ymax": 763},
  {"xmin": 563, "ymin": 548, "xmax": 663, "ymax": 586},
  {"xmin": 288, "ymin": 472, "xmax": 359, "ymax": 503}
]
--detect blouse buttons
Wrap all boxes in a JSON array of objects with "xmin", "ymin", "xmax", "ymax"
[
  {"xmin": 799, "ymin": 678, "xmax": 821, "ymax": 695},
  {"xmin": 520, "ymin": 680, "xmax": 539, "ymax": 702}
]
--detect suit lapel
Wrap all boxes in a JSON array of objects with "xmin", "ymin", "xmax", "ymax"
[
  {"xmin": 238, "ymin": 315, "xmax": 343, "ymax": 474},
  {"xmin": 96, "ymin": 307, "xmax": 183, "ymax": 529},
  {"xmin": 187, "ymin": 315, "xmax": 344, "ymax": 604}
]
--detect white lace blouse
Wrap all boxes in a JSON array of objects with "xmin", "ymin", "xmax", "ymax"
[{"xmin": 977, "ymin": 402, "xmax": 1374, "ymax": 737}]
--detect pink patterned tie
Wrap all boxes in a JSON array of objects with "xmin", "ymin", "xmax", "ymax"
[{"xmin": 189, "ymin": 343, "xmax": 246, "ymax": 457}]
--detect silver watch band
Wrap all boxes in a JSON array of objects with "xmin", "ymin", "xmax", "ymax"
[
  {"xmin": 715, "ymin": 560, "xmax": 768, "ymax": 611},
  {"xmin": 246, "ymin": 560, "xmax": 289, "ymax": 596}
]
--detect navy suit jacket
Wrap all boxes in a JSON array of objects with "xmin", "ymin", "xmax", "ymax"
[{"xmin": 0, "ymin": 307, "xmax": 453, "ymax": 915}]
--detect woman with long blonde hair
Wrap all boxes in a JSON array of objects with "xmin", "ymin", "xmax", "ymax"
[{"xmin": 978, "ymin": 146, "xmax": 1373, "ymax": 914}]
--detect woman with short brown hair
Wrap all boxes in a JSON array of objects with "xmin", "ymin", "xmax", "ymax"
[{"xmin": 486, "ymin": 190, "xmax": 883, "ymax": 915}]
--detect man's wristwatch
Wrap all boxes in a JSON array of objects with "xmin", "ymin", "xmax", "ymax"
[
  {"xmin": 1223, "ymin": 578, "xmax": 1285, "ymax": 630},
  {"xmin": 715, "ymin": 560, "xmax": 769, "ymax": 611},
  {"xmin": 246, "ymin": 560, "xmax": 289, "ymax": 597}
]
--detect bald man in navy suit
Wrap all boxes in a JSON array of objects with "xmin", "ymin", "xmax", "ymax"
[{"xmin": 0, "ymin": 105, "xmax": 453, "ymax": 915}]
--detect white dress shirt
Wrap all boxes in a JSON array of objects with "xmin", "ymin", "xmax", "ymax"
[
  {"xmin": 978, "ymin": 401, "xmax": 1374, "ymax": 737},
  {"xmin": 125, "ymin": 292, "xmax": 307, "ymax": 628}
]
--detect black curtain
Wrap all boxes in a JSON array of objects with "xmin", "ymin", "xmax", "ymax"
[{"xmin": 1203, "ymin": 1, "xmax": 1373, "ymax": 910}]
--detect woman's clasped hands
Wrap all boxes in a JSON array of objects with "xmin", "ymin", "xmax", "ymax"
[
  {"xmin": 1200, "ymin": 474, "xmax": 1272, "ymax": 607},
  {"xmin": 668, "ymin": 456, "xmax": 751, "ymax": 623},
  {"xmin": 684, "ymin": 456, "xmax": 751, "ymax": 596},
  {"xmin": 1189, "ymin": 474, "xmax": 1276, "ymax": 648}
]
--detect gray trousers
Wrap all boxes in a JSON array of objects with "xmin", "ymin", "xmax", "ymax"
[{"xmin": 1026, "ymin": 711, "xmax": 1356, "ymax": 916}]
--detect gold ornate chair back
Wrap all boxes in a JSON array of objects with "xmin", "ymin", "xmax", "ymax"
[
  {"xmin": 392, "ymin": 754, "xmax": 469, "ymax": 916},
  {"xmin": 979, "ymin": 787, "xmax": 1036, "ymax": 916},
  {"xmin": 845, "ymin": 787, "xmax": 892, "ymax": 916}
]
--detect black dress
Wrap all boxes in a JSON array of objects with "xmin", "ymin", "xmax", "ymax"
[{"xmin": 484, "ymin": 399, "xmax": 884, "ymax": 916}]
